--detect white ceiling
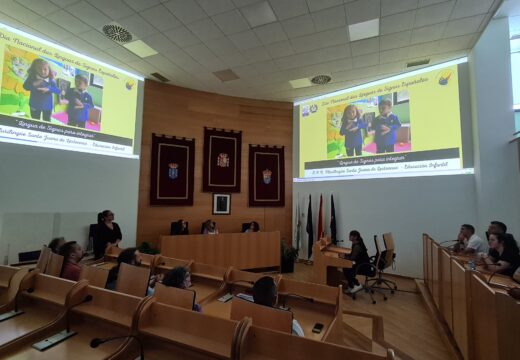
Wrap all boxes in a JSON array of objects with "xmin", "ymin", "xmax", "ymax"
[{"xmin": 0, "ymin": 0, "xmax": 503, "ymax": 102}]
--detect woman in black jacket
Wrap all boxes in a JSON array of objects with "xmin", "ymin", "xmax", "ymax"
[{"xmin": 93, "ymin": 210, "xmax": 122, "ymax": 259}]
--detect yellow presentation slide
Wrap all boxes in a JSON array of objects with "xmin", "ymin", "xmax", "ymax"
[
  {"xmin": 0, "ymin": 23, "xmax": 141, "ymax": 158},
  {"xmin": 298, "ymin": 62, "xmax": 464, "ymax": 178}
]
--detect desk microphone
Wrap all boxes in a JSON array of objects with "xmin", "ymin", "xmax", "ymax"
[{"xmin": 90, "ymin": 335, "xmax": 144, "ymax": 359}]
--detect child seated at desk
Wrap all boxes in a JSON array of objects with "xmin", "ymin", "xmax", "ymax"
[
  {"xmin": 252, "ymin": 276, "xmax": 304, "ymax": 337},
  {"xmin": 162, "ymin": 266, "xmax": 202, "ymax": 312},
  {"xmin": 106, "ymin": 247, "xmax": 160, "ymax": 295},
  {"xmin": 342, "ymin": 230, "xmax": 370, "ymax": 294}
]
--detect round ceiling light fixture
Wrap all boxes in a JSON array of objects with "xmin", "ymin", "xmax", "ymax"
[
  {"xmin": 311, "ymin": 74, "xmax": 332, "ymax": 85},
  {"xmin": 102, "ymin": 24, "xmax": 133, "ymax": 43}
]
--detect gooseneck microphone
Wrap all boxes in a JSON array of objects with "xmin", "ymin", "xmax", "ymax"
[{"xmin": 90, "ymin": 335, "xmax": 144, "ymax": 359}]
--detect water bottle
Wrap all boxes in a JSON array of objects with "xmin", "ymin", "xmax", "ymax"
[{"xmin": 468, "ymin": 260, "xmax": 476, "ymax": 270}]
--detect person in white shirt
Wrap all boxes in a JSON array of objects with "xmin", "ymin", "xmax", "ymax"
[
  {"xmin": 457, "ymin": 224, "xmax": 488, "ymax": 254},
  {"xmin": 252, "ymin": 276, "xmax": 304, "ymax": 337}
]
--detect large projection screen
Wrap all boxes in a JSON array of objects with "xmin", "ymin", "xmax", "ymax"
[
  {"xmin": 295, "ymin": 59, "xmax": 473, "ymax": 180},
  {"xmin": 0, "ymin": 23, "xmax": 142, "ymax": 158}
]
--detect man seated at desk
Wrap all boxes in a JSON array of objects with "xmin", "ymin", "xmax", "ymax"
[
  {"xmin": 59, "ymin": 241, "xmax": 84, "ymax": 281},
  {"xmin": 456, "ymin": 224, "xmax": 488, "ymax": 255},
  {"xmin": 252, "ymin": 276, "xmax": 304, "ymax": 337}
]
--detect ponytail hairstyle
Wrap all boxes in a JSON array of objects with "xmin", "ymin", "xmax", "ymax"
[{"xmin": 349, "ymin": 230, "xmax": 367, "ymax": 252}]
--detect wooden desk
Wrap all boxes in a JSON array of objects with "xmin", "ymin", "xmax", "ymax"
[
  {"xmin": 160, "ymin": 232, "xmax": 280, "ymax": 270},
  {"xmin": 91, "ymin": 262, "xmax": 118, "ymax": 271},
  {"xmin": 239, "ymin": 325, "xmax": 393, "ymax": 360},
  {"xmin": 0, "ymin": 266, "xmax": 27, "ymax": 313},
  {"xmin": 422, "ymin": 234, "xmax": 520, "ymax": 360},
  {"xmin": 278, "ymin": 278, "xmax": 342, "ymax": 342},
  {"xmin": 312, "ymin": 239, "xmax": 352, "ymax": 285},
  {"xmin": 1, "ymin": 284, "xmax": 148, "ymax": 359},
  {"xmin": 127, "ymin": 300, "xmax": 241, "ymax": 360},
  {"xmin": 0, "ymin": 272, "xmax": 87, "ymax": 353},
  {"xmin": 202, "ymin": 271, "xmax": 342, "ymax": 341}
]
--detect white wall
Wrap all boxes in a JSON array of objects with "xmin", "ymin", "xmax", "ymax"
[
  {"xmin": 469, "ymin": 17, "xmax": 520, "ymax": 237},
  {"xmin": 292, "ymin": 18, "xmax": 520, "ymax": 278},
  {"xmin": 293, "ymin": 175, "xmax": 476, "ymax": 278}
]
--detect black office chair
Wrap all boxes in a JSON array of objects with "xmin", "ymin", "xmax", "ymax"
[
  {"xmin": 242, "ymin": 222, "xmax": 250, "ymax": 232},
  {"xmin": 351, "ymin": 250, "xmax": 387, "ymax": 304},
  {"xmin": 18, "ymin": 249, "xmax": 41, "ymax": 263},
  {"xmin": 365, "ymin": 234, "xmax": 397, "ymax": 294},
  {"xmin": 351, "ymin": 234, "xmax": 397, "ymax": 304},
  {"xmin": 170, "ymin": 221, "xmax": 189, "ymax": 235}
]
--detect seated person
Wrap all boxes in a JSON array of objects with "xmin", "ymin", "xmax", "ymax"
[
  {"xmin": 480, "ymin": 233, "xmax": 520, "ymax": 277},
  {"xmin": 59, "ymin": 241, "xmax": 84, "ymax": 282},
  {"xmin": 252, "ymin": 276, "xmax": 304, "ymax": 337},
  {"xmin": 48, "ymin": 236, "xmax": 66, "ymax": 254},
  {"xmin": 456, "ymin": 224, "xmax": 488, "ymax": 254},
  {"xmin": 342, "ymin": 230, "xmax": 370, "ymax": 294},
  {"xmin": 106, "ymin": 247, "xmax": 160, "ymax": 294},
  {"xmin": 487, "ymin": 220, "xmax": 507, "ymax": 237},
  {"xmin": 245, "ymin": 221, "xmax": 260, "ymax": 233},
  {"xmin": 202, "ymin": 220, "xmax": 218, "ymax": 235},
  {"xmin": 171, "ymin": 219, "xmax": 189, "ymax": 235},
  {"xmin": 162, "ymin": 266, "xmax": 202, "ymax": 312}
]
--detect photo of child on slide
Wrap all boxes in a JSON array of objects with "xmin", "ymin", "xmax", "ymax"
[
  {"xmin": 327, "ymin": 91, "xmax": 411, "ymax": 159},
  {"xmin": 0, "ymin": 45, "xmax": 103, "ymax": 131}
]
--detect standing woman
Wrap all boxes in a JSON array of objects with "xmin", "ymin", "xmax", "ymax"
[{"xmin": 93, "ymin": 210, "xmax": 122, "ymax": 259}]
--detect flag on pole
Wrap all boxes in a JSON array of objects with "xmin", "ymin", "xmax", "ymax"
[
  {"xmin": 330, "ymin": 194, "xmax": 337, "ymax": 245},
  {"xmin": 317, "ymin": 194, "xmax": 323, "ymax": 240},
  {"xmin": 306, "ymin": 194, "xmax": 314, "ymax": 259},
  {"xmin": 295, "ymin": 194, "xmax": 301, "ymax": 251}
]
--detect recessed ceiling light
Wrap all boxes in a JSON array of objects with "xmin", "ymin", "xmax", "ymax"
[
  {"xmin": 213, "ymin": 69, "xmax": 240, "ymax": 82},
  {"xmin": 407, "ymin": 59, "xmax": 430, "ymax": 68},
  {"xmin": 240, "ymin": 1, "xmax": 277, "ymax": 28},
  {"xmin": 348, "ymin": 18, "xmax": 379, "ymax": 42},
  {"xmin": 289, "ymin": 78, "xmax": 312, "ymax": 89},
  {"xmin": 123, "ymin": 40, "xmax": 158, "ymax": 58}
]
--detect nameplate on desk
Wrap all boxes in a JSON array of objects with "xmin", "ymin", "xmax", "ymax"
[
  {"xmin": 218, "ymin": 293, "xmax": 233, "ymax": 302},
  {"xmin": 32, "ymin": 330, "xmax": 77, "ymax": 351},
  {"xmin": 0, "ymin": 310, "xmax": 24, "ymax": 322}
]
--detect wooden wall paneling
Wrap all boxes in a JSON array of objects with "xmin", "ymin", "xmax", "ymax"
[
  {"xmin": 427, "ymin": 236, "xmax": 433, "ymax": 293},
  {"xmin": 160, "ymin": 232, "xmax": 280, "ymax": 270},
  {"xmin": 431, "ymin": 242, "xmax": 441, "ymax": 308},
  {"xmin": 423, "ymin": 234, "xmax": 429, "ymax": 286},
  {"xmin": 440, "ymin": 249, "xmax": 453, "ymax": 331},
  {"xmin": 137, "ymin": 81, "xmax": 293, "ymax": 247},
  {"xmin": 470, "ymin": 274, "xmax": 499, "ymax": 360},
  {"xmin": 495, "ymin": 290, "xmax": 520, "ymax": 360},
  {"xmin": 450, "ymin": 259, "xmax": 471, "ymax": 360}
]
